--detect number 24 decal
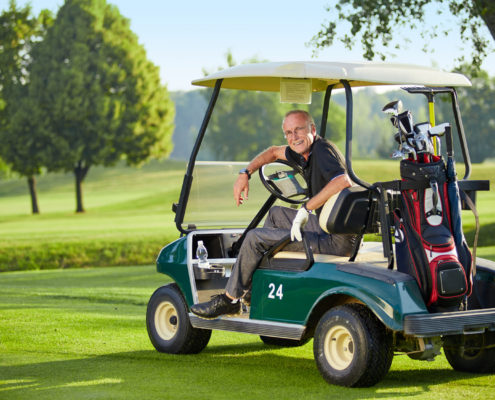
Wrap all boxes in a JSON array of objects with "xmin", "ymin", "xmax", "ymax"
[{"xmin": 268, "ymin": 283, "xmax": 283, "ymax": 300}]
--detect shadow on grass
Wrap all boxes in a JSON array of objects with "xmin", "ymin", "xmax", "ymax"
[{"xmin": 1, "ymin": 348, "xmax": 490, "ymax": 400}]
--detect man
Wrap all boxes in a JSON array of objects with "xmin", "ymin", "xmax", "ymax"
[{"xmin": 191, "ymin": 110, "xmax": 356, "ymax": 318}]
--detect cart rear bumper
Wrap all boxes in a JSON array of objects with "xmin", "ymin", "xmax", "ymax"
[{"xmin": 404, "ymin": 308, "xmax": 495, "ymax": 337}]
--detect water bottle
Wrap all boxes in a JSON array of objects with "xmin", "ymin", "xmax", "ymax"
[{"xmin": 196, "ymin": 241, "xmax": 210, "ymax": 268}]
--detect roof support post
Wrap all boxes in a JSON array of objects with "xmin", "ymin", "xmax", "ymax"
[
  {"xmin": 174, "ymin": 79, "xmax": 223, "ymax": 234},
  {"xmin": 319, "ymin": 84, "xmax": 334, "ymax": 139}
]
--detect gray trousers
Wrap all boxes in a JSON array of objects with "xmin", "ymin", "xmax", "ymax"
[{"xmin": 225, "ymin": 206, "xmax": 356, "ymax": 298}]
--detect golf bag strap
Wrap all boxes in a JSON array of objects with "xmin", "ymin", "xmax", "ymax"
[
  {"xmin": 444, "ymin": 124, "xmax": 479, "ymax": 274},
  {"xmin": 461, "ymin": 191, "xmax": 479, "ymax": 276}
]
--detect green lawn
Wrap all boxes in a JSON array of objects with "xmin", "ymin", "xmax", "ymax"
[{"xmin": 1, "ymin": 266, "xmax": 494, "ymax": 400}]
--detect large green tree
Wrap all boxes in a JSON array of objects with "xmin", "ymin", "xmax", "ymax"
[
  {"xmin": 24, "ymin": 0, "xmax": 174, "ymax": 212},
  {"xmin": 310, "ymin": 0, "xmax": 495, "ymax": 72},
  {"xmin": 0, "ymin": 1, "xmax": 52, "ymax": 213}
]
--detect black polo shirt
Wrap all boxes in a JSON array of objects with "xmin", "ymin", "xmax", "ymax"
[{"xmin": 285, "ymin": 136, "xmax": 346, "ymax": 215}]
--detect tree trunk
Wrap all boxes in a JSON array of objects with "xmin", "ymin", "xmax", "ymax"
[
  {"xmin": 475, "ymin": 0, "xmax": 495, "ymax": 41},
  {"xmin": 74, "ymin": 162, "xmax": 90, "ymax": 213},
  {"xmin": 27, "ymin": 175, "xmax": 40, "ymax": 214}
]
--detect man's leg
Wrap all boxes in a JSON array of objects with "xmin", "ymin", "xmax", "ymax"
[{"xmin": 263, "ymin": 206, "xmax": 296, "ymax": 230}]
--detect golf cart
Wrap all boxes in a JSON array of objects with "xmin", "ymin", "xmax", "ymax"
[{"xmin": 146, "ymin": 61, "xmax": 495, "ymax": 387}]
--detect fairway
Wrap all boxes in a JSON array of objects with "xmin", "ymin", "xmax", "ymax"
[{"xmin": 1, "ymin": 266, "xmax": 494, "ymax": 400}]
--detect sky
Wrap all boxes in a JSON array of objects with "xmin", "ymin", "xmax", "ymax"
[{"xmin": 5, "ymin": 0, "xmax": 495, "ymax": 91}]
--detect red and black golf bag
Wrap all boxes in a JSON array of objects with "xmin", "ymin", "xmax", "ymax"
[{"xmin": 393, "ymin": 154, "xmax": 473, "ymax": 312}]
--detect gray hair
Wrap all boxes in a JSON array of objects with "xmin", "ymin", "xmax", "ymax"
[{"xmin": 282, "ymin": 110, "xmax": 315, "ymax": 129}]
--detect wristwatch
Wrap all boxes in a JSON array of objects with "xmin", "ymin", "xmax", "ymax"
[{"xmin": 239, "ymin": 168, "xmax": 251, "ymax": 180}]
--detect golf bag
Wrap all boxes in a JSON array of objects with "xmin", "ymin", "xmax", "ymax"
[{"xmin": 393, "ymin": 157, "xmax": 473, "ymax": 311}]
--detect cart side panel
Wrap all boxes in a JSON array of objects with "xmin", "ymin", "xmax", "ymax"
[{"xmin": 156, "ymin": 237, "xmax": 194, "ymax": 304}]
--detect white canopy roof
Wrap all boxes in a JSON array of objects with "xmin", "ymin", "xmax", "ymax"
[{"xmin": 192, "ymin": 61, "xmax": 471, "ymax": 91}]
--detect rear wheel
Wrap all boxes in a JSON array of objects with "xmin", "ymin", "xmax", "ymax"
[
  {"xmin": 259, "ymin": 335, "xmax": 310, "ymax": 347},
  {"xmin": 444, "ymin": 331, "xmax": 495, "ymax": 373},
  {"xmin": 313, "ymin": 303, "xmax": 393, "ymax": 387},
  {"xmin": 146, "ymin": 283, "xmax": 211, "ymax": 354}
]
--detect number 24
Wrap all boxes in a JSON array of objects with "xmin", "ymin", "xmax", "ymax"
[{"xmin": 268, "ymin": 283, "xmax": 283, "ymax": 300}]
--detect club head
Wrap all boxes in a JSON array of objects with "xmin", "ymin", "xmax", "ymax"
[
  {"xmin": 391, "ymin": 149, "xmax": 404, "ymax": 159},
  {"xmin": 382, "ymin": 100, "xmax": 403, "ymax": 115},
  {"xmin": 397, "ymin": 110, "xmax": 414, "ymax": 134},
  {"xmin": 429, "ymin": 122, "xmax": 450, "ymax": 137},
  {"xmin": 401, "ymin": 143, "xmax": 417, "ymax": 160},
  {"xmin": 414, "ymin": 122, "xmax": 431, "ymax": 135}
]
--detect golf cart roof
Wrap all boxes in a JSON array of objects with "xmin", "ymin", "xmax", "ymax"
[{"xmin": 192, "ymin": 61, "xmax": 471, "ymax": 91}]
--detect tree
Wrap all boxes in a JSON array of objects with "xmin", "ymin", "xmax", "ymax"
[
  {"xmin": 310, "ymin": 0, "xmax": 495, "ymax": 73},
  {"xmin": 0, "ymin": 1, "xmax": 53, "ymax": 214},
  {"xmin": 200, "ymin": 53, "xmax": 284, "ymax": 161},
  {"xmin": 170, "ymin": 91, "xmax": 207, "ymax": 160},
  {"xmin": 25, "ymin": 0, "xmax": 174, "ymax": 212},
  {"xmin": 307, "ymin": 91, "xmax": 346, "ymax": 145}
]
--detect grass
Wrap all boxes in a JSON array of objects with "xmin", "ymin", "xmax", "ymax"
[
  {"xmin": 0, "ymin": 159, "xmax": 494, "ymax": 272},
  {"xmin": 1, "ymin": 265, "xmax": 494, "ymax": 400}
]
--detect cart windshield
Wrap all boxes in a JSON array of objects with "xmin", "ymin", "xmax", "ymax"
[{"xmin": 181, "ymin": 161, "xmax": 296, "ymax": 230}]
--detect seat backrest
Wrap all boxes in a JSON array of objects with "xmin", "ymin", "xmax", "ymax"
[{"xmin": 319, "ymin": 186, "xmax": 374, "ymax": 234}]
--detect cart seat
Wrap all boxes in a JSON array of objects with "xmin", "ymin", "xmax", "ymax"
[
  {"xmin": 260, "ymin": 242, "xmax": 387, "ymax": 271},
  {"xmin": 319, "ymin": 186, "xmax": 375, "ymax": 234}
]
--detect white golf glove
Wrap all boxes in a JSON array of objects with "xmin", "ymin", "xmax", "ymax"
[{"xmin": 290, "ymin": 206, "xmax": 309, "ymax": 242}]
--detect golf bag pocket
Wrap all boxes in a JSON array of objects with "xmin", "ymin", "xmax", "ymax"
[
  {"xmin": 427, "ymin": 250, "xmax": 468, "ymax": 308},
  {"xmin": 433, "ymin": 257, "xmax": 467, "ymax": 298}
]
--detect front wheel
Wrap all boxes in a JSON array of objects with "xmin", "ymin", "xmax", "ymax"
[
  {"xmin": 444, "ymin": 331, "xmax": 495, "ymax": 373},
  {"xmin": 313, "ymin": 304, "xmax": 393, "ymax": 387},
  {"xmin": 146, "ymin": 283, "xmax": 211, "ymax": 354}
]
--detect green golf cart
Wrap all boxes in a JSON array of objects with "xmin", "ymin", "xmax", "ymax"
[{"xmin": 146, "ymin": 61, "xmax": 495, "ymax": 387}]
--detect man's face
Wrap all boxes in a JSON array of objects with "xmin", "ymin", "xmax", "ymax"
[{"xmin": 283, "ymin": 113, "xmax": 316, "ymax": 158}]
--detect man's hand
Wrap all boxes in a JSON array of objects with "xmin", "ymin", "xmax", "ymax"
[
  {"xmin": 234, "ymin": 174, "xmax": 249, "ymax": 206},
  {"xmin": 290, "ymin": 207, "xmax": 309, "ymax": 241}
]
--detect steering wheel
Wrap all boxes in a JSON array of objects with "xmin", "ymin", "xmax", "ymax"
[{"xmin": 259, "ymin": 159, "xmax": 309, "ymax": 204}]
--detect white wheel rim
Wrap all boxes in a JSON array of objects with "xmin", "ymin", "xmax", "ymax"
[
  {"xmin": 155, "ymin": 301, "xmax": 178, "ymax": 340},
  {"xmin": 323, "ymin": 325, "xmax": 354, "ymax": 370}
]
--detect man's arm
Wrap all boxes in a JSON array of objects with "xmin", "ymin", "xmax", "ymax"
[
  {"xmin": 234, "ymin": 145, "xmax": 287, "ymax": 206},
  {"xmin": 304, "ymin": 174, "xmax": 352, "ymax": 212}
]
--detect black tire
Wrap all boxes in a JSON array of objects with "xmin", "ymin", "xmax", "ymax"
[
  {"xmin": 146, "ymin": 283, "xmax": 211, "ymax": 354},
  {"xmin": 313, "ymin": 303, "xmax": 393, "ymax": 387},
  {"xmin": 444, "ymin": 331, "xmax": 495, "ymax": 373},
  {"xmin": 259, "ymin": 335, "xmax": 310, "ymax": 347}
]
